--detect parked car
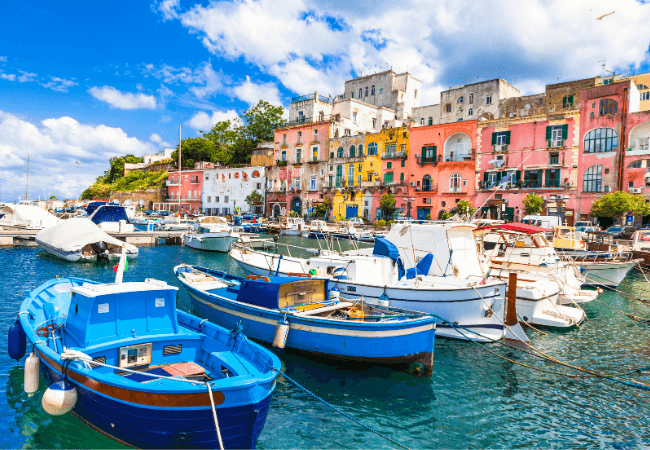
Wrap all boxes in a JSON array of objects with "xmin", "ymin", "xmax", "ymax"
[
  {"xmin": 605, "ymin": 225, "xmax": 637, "ymax": 240},
  {"xmin": 574, "ymin": 221, "xmax": 593, "ymax": 228},
  {"xmin": 348, "ymin": 217, "xmax": 365, "ymax": 225}
]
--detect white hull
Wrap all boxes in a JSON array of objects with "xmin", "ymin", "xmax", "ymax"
[
  {"xmin": 40, "ymin": 246, "xmax": 138, "ymax": 262},
  {"xmin": 230, "ymin": 249, "xmax": 506, "ymax": 342},
  {"xmin": 280, "ymin": 229, "xmax": 302, "ymax": 236},
  {"xmin": 184, "ymin": 232, "xmax": 240, "ymax": 252},
  {"xmin": 579, "ymin": 260, "xmax": 639, "ymax": 287}
]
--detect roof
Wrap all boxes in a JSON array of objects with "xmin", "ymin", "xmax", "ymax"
[{"xmin": 475, "ymin": 223, "xmax": 552, "ymax": 234}]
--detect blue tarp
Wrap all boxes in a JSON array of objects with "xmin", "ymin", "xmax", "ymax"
[
  {"xmin": 236, "ymin": 276, "xmax": 330, "ymax": 309},
  {"xmin": 89, "ymin": 205, "xmax": 130, "ymax": 225},
  {"xmin": 373, "ymin": 238, "xmax": 405, "ymax": 280},
  {"xmin": 406, "ymin": 253, "xmax": 434, "ymax": 279}
]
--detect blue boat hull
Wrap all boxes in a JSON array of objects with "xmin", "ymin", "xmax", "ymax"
[
  {"xmin": 185, "ymin": 283, "xmax": 435, "ymax": 367},
  {"xmin": 38, "ymin": 349, "xmax": 272, "ymax": 449}
]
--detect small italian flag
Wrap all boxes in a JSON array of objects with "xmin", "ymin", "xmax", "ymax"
[{"xmin": 113, "ymin": 259, "xmax": 128, "ymax": 272}]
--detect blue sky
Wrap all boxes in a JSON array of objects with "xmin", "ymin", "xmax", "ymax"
[{"xmin": 1, "ymin": 0, "xmax": 650, "ymax": 201}]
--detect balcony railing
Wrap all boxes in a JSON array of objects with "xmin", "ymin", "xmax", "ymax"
[
  {"xmin": 291, "ymin": 93, "xmax": 334, "ymax": 104},
  {"xmin": 494, "ymin": 144, "xmax": 508, "ymax": 153},
  {"xmin": 417, "ymin": 155, "xmax": 437, "ymax": 165},
  {"xmin": 276, "ymin": 160, "xmax": 288, "ymax": 167},
  {"xmin": 274, "ymin": 114, "xmax": 333, "ymax": 130},
  {"xmin": 381, "ymin": 151, "xmax": 407, "ymax": 159},
  {"xmin": 166, "ymin": 180, "xmax": 180, "ymax": 186},
  {"xmin": 548, "ymin": 139, "xmax": 565, "ymax": 148},
  {"xmin": 295, "ymin": 158, "xmax": 302, "ymax": 164}
]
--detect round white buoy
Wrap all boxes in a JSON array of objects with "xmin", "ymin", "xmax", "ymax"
[
  {"xmin": 24, "ymin": 352, "xmax": 40, "ymax": 397},
  {"xmin": 272, "ymin": 319, "xmax": 289, "ymax": 350},
  {"xmin": 42, "ymin": 379, "xmax": 77, "ymax": 416}
]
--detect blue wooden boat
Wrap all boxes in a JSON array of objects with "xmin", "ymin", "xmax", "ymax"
[
  {"xmin": 12, "ymin": 266, "xmax": 280, "ymax": 449},
  {"xmin": 174, "ymin": 265, "xmax": 436, "ymax": 375}
]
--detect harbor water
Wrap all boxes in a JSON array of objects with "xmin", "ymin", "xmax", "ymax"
[{"xmin": 2, "ymin": 237, "xmax": 650, "ymax": 448}]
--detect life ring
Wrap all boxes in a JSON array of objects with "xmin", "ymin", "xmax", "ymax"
[
  {"xmin": 287, "ymin": 272, "xmax": 312, "ymax": 278},
  {"xmin": 36, "ymin": 324, "xmax": 57, "ymax": 337},
  {"xmin": 579, "ymin": 241, "xmax": 586, "ymax": 250},
  {"xmin": 245, "ymin": 275, "xmax": 270, "ymax": 282}
]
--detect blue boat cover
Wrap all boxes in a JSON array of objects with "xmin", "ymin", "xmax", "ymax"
[
  {"xmin": 406, "ymin": 253, "xmax": 434, "ymax": 279},
  {"xmin": 236, "ymin": 276, "xmax": 330, "ymax": 309},
  {"xmin": 85, "ymin": 202, "xmax": 108, "ymax": 216},
  {"xmin": 373, "ymin": 238, "xmax": 405, "ymax": 280},
  {"xmin": 90, "ymin": 205, "xmax": 129, "ymax": 225}
]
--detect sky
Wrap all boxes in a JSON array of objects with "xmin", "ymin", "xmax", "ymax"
[{"xmin": 1, "ymin": 0, "xmax": 650, "ymax": 202}]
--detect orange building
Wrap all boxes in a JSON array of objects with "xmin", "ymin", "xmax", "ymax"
[{"xmin": 407, "ymin": 121, "xmax": 478, "ymax": 219}]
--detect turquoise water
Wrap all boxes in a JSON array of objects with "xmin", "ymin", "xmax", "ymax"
[{"xmin": 2, "ymin": 238, "xmax": 650, "ymax": 448}]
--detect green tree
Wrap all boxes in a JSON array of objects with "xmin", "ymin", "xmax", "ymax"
[
  {"xmin": 49, "ymin": 195, "xmax": 57, "ymax": 200},
  {"xmin": 438, "ymin": 210, "xmax": 451, "ymax": 220},
  {"xmin": 314, "ymin": 196, "xmax": 332, "ymax": 219},
  {"xmin": 590, "ymin": 191, "xmax": 650, "ymax": 221},
  {"xmin": 171, "ymin": 137, "xmax": 217, "ymax": 169},
  {"xmin": 523, "ymin": 193, "xmax": 545, "ymax": 215},
  {"xmin": 455, "ymin": 199, "xmax": 476, "ymax": 216},
  {"xmin": 245, "ymin": 190, "xmax": 264, "ymax": 207},
  {"xmin": 379, "ymin": 193, "xmax": 396, "ymax": 220}
]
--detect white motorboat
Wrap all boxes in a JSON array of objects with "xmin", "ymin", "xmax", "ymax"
[
  {"xmin": 306, "ymin": 220, "xmax": 330, "ymax": 238},
  {"xmin": 229, "ymin": 223, "xmax": 528, "ymax": 342},
  {"xmin": 476, "ymin": 223, "xmax": 599, "ymax": 306},
  {"xmin": 88, "ymin": 204, "xmax": 135, "ymax": 233},
  {"xmin": 183, "ymin": 216, "xmax": 239, "ymax": 252},
  {"xmin": 0, "ymin": 203, "xmax": 60, "ymax": 230},
  {"xmin": 35, "ymin": 217, "xmax": 138, "ymax": 261},
  {"xmin": 156, "ymin": 219, "xmax": 194, "ymax": 231},
  {"xmin": 279, "ymin": 217, "xmax": 305, "ymax": 235}
]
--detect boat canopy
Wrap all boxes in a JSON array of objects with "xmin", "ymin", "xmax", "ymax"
[
  {"xmin": 89, "ymin": 205, "xmax": 130, "ymax": 225},
  {"xmin": 236, "ymin": 276, "xmax": 330, "ymax": 309},
  {"xmin": 373, "ymin": 238, "xmax": 406, "ymax": 280},
  {"xmin": 36, "ymin": 218, "xmax": 127, "ymax": 252},
  {"xmin": 85, "ymin": 202, "xmax": 108, "ymax": 216},
  {"xmin": 476, "ymin": 223, "xmax": 551, "ymax": 234},
  {"xmin": 0, "ymin": 204, "xmax": 60, "ymax": 229}
]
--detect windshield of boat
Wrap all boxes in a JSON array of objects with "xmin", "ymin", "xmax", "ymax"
[
  {"xmin": 555, "ymin": 227, "xmax": 574, "ymax": 239},
  {"xmin": 607, "ymin": 227, "xmax": 623, "ymax": 233}
]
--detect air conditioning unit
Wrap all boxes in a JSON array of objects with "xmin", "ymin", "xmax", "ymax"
[
  {"xmin": 494, "ymin": 145, "xmax": 507, "ymax": 153},
  {"xmin": 565, "ymin": 180, "xmax": 574, "ymax": 188},
  {"xmin": 631, "ymin": 187, "xmax": 643, "ymax": 194},
  {"xmin": 410, "ymin": 181, "xmax": 417, "ymax": 186},
  {"xmin": 415, "ymin": 154, "xmax": 420, "ymax": 158},
  {"xmin": 541, "ymin": 195, "xmax": 547, "ymax": 200},
  {"xmin": 549, "ymin": 195, "xmax": 556, "ymax": 200},
  {"xmin": 550, "ymin": 140, "xmax": 563, "ymax": 148},
  {"xmin": 503, "ymin": 198, "xmax": 509, "ymax": 204},
  {"xmin": 373, "ymin": 172, "xmax": 378, "ymax": 176},
  {"xmin": 415, "ymin": 187, "xmax": 421, "ymax": 191}
]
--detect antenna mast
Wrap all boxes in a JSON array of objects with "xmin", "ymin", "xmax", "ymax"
[
  {"xmin": 178, "ymin": 124, "xmax": 182, "ymax": 218},
  {"xmin": 25, "ymin": 154, "xmax": 30, "ymax": 202}
]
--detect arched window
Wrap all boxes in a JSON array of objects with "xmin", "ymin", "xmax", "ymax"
[
  {"xmin": 420, "ymin": 118, "xmax": 425, "ymax": 125},
  {"xmin": 349, "ymin": 145, "xmax": 356, "ymax": 157},
  {"xmin": 422, "ymin": 175, "xmax": 432, "ymax": 192},
  {"xmin": 367, "ymin": 142, "xmax": 378, "ymax": 156},
  {"xmin": 371, "ymin": 85, "xmax": 375, "ymax": 95},
  {"xmin": 337, "ymin": 147, "xmax": 344, "ymax": 158},
  {"xmin": 359, "ymin": 89, "xmax": 362, "ymax": 98},
  {"xmin": 468, "ymin": 108, "xmax": 473, "ymax": 116},
  {"xmin": 365, "ymin": 87, "xmax": 368, "ymax": 97},
  {"xmin": 629, "ymin": 160, "xmax": 643, "ymax": 168},
  {"xmin": 637, "ymin": 84, "xmax": 649, "ymax": 90},
  {"xmin": 358, "ymin": 145, "xmax": 364, "ymax": 157},
  {"xmin": 583, "ymin": 165, "xmax": 603, "ymax": 192},
  {"xmin": 252, "ymin": 170, "xmax": 261, "ymax": 178},
  {"xmin": 457, "ymin": 96, "xmax": 464, "ymax": 103},
  {"xmin": 428, "ymin": 117, "xmax": 433, "ymax": 126},
  {"xmin": 449, "ymin": 173, "xmax": 461, "ymax": 193},
  {"xmin": 599, "ymin": 99, "xmax": 618, "ymax": 116},
  {"xmin": 584, "ymin": 128, "xmax": 618, "ymax": 153}
]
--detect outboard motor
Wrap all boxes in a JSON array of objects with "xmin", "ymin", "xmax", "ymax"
[{"xmin": 91, "ymin": 241, "xmax": 110, "ymax": 262}]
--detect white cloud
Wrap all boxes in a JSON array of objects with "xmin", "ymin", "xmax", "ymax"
[
  {"xmin": 0, "ymin": 56, "xmax": 7, "ymax": 63},
  {"xmin": 232, "ymin": 76, "xmax": 283, "ymax": 106},
  {"xmin": 149, "ymin": 133, "xmax": 173, "ymax": 147},
  {"xmin": 155, "ymin": 0, "xmax": 180, "ymax": 21},
  {"xmin": 186, "ymin": 109, "xmax": 238, "ymax": 131},
  {"xmin": 41, "ymin": 76, "xmax": 78, "ymax": 92},
  {"xmin": 17, "ymin": 70, "xmax": 37, "ymax": 83},
  {"xmin": 0, "ymin": 72, "xmax": 16, "ymax": 81},
  {"xmin": 0, "ymin": 110, "xmax": 157, "ymax": 200},
  {"xmin": 142, "ymin": 61, "xmax": 223, "ymax": 99},
  {"xmin": 89, "ymin": 85, "xmax": 157, "ymax": 109}
]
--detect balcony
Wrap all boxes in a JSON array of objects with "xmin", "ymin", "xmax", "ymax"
[
  {"xmin": 381, "ymin": 151, "xmax": 407, "ymax": 159},
  {"xmin": 291, "ymin": 93, "xmax": 334, "ymax": 104},
  {"xmin": 295, "ymin": 158, "xmax": 302, "ymax": 165},
  {"xmin": 190, "ymin": 178, "xmax": 200, "ymax": 184},
  {"xmin": 416, "ymin": 155, "xmax": 437, "ymax": 165},
  {"xmin": 361, "ymin": 180, "xmax": 381, "ymax": 188},
  {"xmin": 494, "ymin": 144, "xmax": 508, "ymax": 153},
  {"xmin": 441, "ymin": 189, "xmax": 468, "ymax": 195},
  {"xmin": 166, "ymin": 180, "xmax": 180, "ymax": 186},
  {"xmin": 308, "ymin": 158, "xmax": 320, "ymax": 164},
  {"xmin": 548, "ymin": 139, "xmax": 565, "ymax": 149},
  {"xmin": 276, "ymin": 160, "xmax": 288, "ymax": 167},
  {"xmin": 274, "ymin": 114, "xmax": 333, "ymax": 130}
]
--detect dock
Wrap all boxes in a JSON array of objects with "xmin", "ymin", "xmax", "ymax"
[{"xmin": 0, "ymin": 228, "xmax": 185, "ymax": 247}]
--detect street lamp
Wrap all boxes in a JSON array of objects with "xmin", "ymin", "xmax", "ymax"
[{"xmin": 75, "ymin": 161, "xmax": 81, "ymax": 203}]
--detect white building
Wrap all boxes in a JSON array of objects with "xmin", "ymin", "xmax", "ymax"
[
  {"xmin": 202, "ymin": 166, "xmax": 267, "ymax": 216},
  {"xmin": 143, "ymin": 147, "xmax": 175, "ymax": 164}
]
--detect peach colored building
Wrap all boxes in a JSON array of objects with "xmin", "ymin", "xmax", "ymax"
[{"xmin": 407, "ymin": 121, "xmax": 477, "ymax": 220}]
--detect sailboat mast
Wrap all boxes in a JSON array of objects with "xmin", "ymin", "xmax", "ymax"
[
  {"xmin": 178, "ymin": 125, "xmax": 181, "ymax": 217},
  {"xmin": 25, "ymin": 154, "xmax": 30, "ymax": 202}
]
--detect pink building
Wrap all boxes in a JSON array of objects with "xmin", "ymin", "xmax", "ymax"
[
  {"xmin": 475, "ymin": 116, "xmax": 580, "ymax": 223},
  {"xmin": 408, "ymin": 121, "xmax": 477, "ymax": 220},
  {"xmin": 166, "ymin": 170, "xmax": 203, "ymax": 214}
]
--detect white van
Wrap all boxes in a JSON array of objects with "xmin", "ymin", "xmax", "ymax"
[{"xmin": 521, "ymin": 215, "xmax": 562, "ymax": 229}]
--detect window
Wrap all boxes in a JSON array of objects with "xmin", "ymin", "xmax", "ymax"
[
  {"xmin": 385, "ymin": 144, "xmax": 396, "ymax": 156},
  {"xmin": 549, "ymin": 152, "xmax": 560, "ymax": 165},
  {"xmin": 298, "ymin": 111, "xmax": 304, "ymax": 123},
  {"xmin": 584, "ymin": 128, "xmax": 618, "ymax": 153},
  {"xmin": 400, "ymin": 173, "xmax": 404, "ymax": 181},
  {"xmin": 185, "ymin": 175, "xmax": 188, "ymax": 181},
  {"xmin": 283, "ymin": 133, "xmax": 287, "ymax": 140},
  {"xmin": 420, "ymin": 118, "xmax": 425, "ymax": 125},
  {"xmin": 422, "ymin": 175, "xmax": 432, "ymax": 192},
  {"xmin": 638, "ymin": 84, "xmax": 649, "ymax": 90},
  {"xmin": 642, "ymin": 92, "xmax": 650, "ymax": 101},
  {"xmin": 337, "ymin": 147, "xmax": 344, "ymax": 158},
  {"xmin": 215, "ymin": 196, "xmax": 219, "ymax": 203},
  {"xmin": 546, "ymin": 125, "xmax": 568, "ymax": 147},
  {"xmin": 345, "ymin": 129, "xmax": 351, "ymax": 136},
  {"xmin": 349, "ymin": 145, "xmax": 356, "ymax": 157},
  {"xmin": 563, "ymin": 95, "xmax": 574, "ymax": 108},
  {"xmin": 469, "ymin": 93, "xmax": 474, "ymax": 104},
  {"xmin": 314, "ymin": 129, "xmax": 318, "ymax": 137},
  {"xmin": 297, "ymin": 131, "xmax": 302, "ymax": 139},
  {"xmin": 372, "ymin": 118, "xmax": 377, "ymax": 128},
  {"xmin": 281, "ymin": 150, "xmax": 287, "ymax": 161},
  {"xmin": 353, "ymin": 112, "xmax": 357, "ymax": 123},
  {"xmin": 310, "ymin": 177, "xmax": 317, "ymax": 190},
  {"xmin": 365, "ymin": 87, "xmax": 368, "ymax": 97},
  {"xmin": 368, "ymin": 142, "xmax": 378, "ymax": 156},
  {"xmin": 428, "ymin": 117, "xmax": 433, "ymax": 126},
  {"xmin": 358, "ymin": 145, "xmax": 363, "ymax": 156},
  {"xmin": 205, "ymin": 174, "xmax": 209, "ymax": 180},
  {"xmin": 583, "ymin": 165, "xmax": 603, "ymax": 192},
  {"xmin": 387, "ymin": 162, "xmax": 392, "ymax": 169},
  {"xmin": 384, "ymin": 172, "xmax": 394, "ymax": 184},
  {"xmin": 359, "ymin": 89, "xmax": 362, "ymax": 98},
  {"xmin": 629, "ymin": 160, "xmax": 643, "ymax": 168},
  {"xmin": 379, "ymin": 87, "xmax": 383, "ymax": 94},
  {"xmin": 225, "ymin": 196, "xmax": 229, "ymax": 203},
  {"xmin": 371, "ymin": 85, "xmax": 375, "ymax": 95},
  {"xmin": 351, "ymin": 91, "xmax": 354, "ymax": 99},
  {"xmin": 449, "ymin": 173, "xmax": 461, "ymax": 192},
  {"xmin": 257, "ymin": 183, "xmax": 262, "ymax": 189},
  {"xmin": 336, "ymin": 165, "xmax": 343, "ymax": 186},
  {"xmin": 414, "ymin": 89, "xmax": 418, "ymax": 98},
  {"xmin": 422, "ymin": 145, "xmax": 436, "ymax": 163},
  {"xmin": 492, "ymin": 131, "xmax": 510, "ymax": 149},
  {"xmin": 457, "ymin": 96, "xmax": 464, "ymax": 103},
  {"xmin": 444, "ymin": 104, "xmax": 452, "ymax": 113},
  {"xmin": 207, "ymin": 196, "xmax": 211, "ymax": 203},
  {"xmin": 524, "ymin": 170, "xmax": 542, "ymax": 188},
  {"xmin": 468, "ymin": 108, "xmax": 473, "ymax": 116},
  {"xmin": 358, "ymin": 163, "xmax": 362, "ymax": 172},
  {"xmin": 545, "ymin": 169, "xmax": 561, "ymax": 187},
  {"xmin": 599, "ymin": 98, "xmax": 618, "ymax": 116},
  {"xmin": 296, "ymin": 148, "xmax": 301, "ymax": 163},
  {"xmin": 400, "ymin": 144, "xmax": 406, "ymax": 154},
  {"xmin": 486, "ymin": 96, "xmax": 492, "ymax": 105},
  {"xmin": 312, "ymin": 146, "xmax": 318, "ymax": 161}
]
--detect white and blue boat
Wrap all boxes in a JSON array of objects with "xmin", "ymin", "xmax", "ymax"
[
  {"xmin": 10, "ymin": 256, "xmax": 280, "ymax": 449},
  {"xmin": 174, "ymin": 265, "xmax": 437, "ymax": 375}
]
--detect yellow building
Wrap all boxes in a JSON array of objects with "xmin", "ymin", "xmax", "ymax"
[{"xmin": 597, "ymin": 72, "xmax": 650, "ymax": 111}]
